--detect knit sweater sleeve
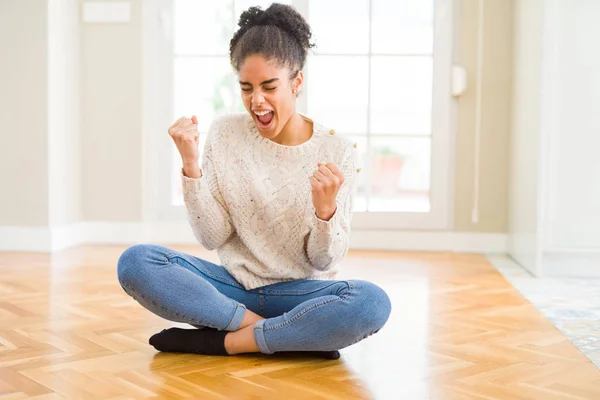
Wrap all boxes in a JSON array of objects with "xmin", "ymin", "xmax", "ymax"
[
  {"xmin": 182, "ymin": 120, "xmax": 234, "ymax": 250},
  {"xmin": 306, "ymin": 145, "xmax": 356, "ymax": 271}
]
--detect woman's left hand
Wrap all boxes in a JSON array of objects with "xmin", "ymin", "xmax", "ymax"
[{"xmin": 309, "ymin": 162, "xmax": 345, "ymax": 221}]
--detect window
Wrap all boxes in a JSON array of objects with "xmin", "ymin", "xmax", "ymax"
[
  {"xmin": 306, "ymin": 0, "xmax": 435, "ymax": 213},
  {"xmin": 145, "ymin": 0, "xmax": 453, "ymax": 230}
]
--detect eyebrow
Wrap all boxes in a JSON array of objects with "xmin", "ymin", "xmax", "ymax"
[{"xmin": 239, "ymin": 78, "xmax": 279, "ymax": 86}]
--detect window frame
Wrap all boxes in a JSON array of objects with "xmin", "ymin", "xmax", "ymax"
[{"xmin": 142, "ymin": 0, "xmax": 455, "ymax": 231}]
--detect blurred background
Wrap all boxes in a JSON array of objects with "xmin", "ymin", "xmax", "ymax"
[{"xmin": 1, "ymin": 0, "xmax": 599, "ymax": 279}]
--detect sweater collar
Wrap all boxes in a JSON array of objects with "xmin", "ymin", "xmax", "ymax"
[{"xmin": 245, "ymin": 113, "xmax": 324, "ymax": 156}]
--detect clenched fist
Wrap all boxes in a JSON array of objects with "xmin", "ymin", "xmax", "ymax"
[
  {"xmin": 169, "ymin": 115, "xmax": 201, "ymax": 178},
  {"xmin": 309, "ymin": 162, "xmax": 345, "ymax": 221}
]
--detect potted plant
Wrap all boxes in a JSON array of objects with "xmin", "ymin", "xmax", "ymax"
[{"xmin": 371, "ymin": 146, "xmax": 405, "ymax": 195}]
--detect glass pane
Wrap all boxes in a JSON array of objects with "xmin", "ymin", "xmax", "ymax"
[
  {"xmin": 174, "ymin": 0, "xmax": 234, "ymax": 55},
  {"xmin": 368, "ymin": 137, "xmax": 430, "ymax": 212},
  {"xmin": 372, "ymin": 0, "xmax": 434, "ymax": 54},
  {"xmin": 370, "ymin": 56, "xmax": 432, "ymax": 134},
  {"xmin": 346, "ymin": 136, "xmax": 368, "ymax": 212},
  {"xmin": 309, "ymin": 0, "xmax": 369, "ymax": 54},
  {"xmin": 307, "ymin": 56, "xmax": 369, "ymax": 134},
  {"xmin": 173, "ymin": 57, "xmax": 244, "ymax": 132}
]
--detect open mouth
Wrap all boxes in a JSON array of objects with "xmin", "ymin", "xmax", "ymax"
[{"xmin": 254, "ymin": 110, "xmax": 274, "ymax": 130}]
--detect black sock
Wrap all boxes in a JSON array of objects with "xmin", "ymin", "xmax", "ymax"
[
  {"xmin": 149, "ymin": 327, "xmax": 228, "ymax": 356},
  {"xmin": 275, "ymin": 350, "xmax": 341, "ymax": 360},
  {"xmin": 149, "ymin": 327, "xmax": 341, "ymax": 360},
  {"xmin": 311, "ymin": 350, "xmax": 340, "ymax": 360}
]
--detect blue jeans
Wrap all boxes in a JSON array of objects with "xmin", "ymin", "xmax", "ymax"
[{"xmin": 116, "ymin": 244, "xmax": 391, "ymax": 354}]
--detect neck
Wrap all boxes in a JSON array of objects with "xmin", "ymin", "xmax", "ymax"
[{"xmin": 272, "ymin": 113, "xmax": 312, "ymax": 146}]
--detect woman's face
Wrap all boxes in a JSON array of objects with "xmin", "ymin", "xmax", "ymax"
[{"xmin": 238, "ymin": 54, "xmax": 302, "ymax": 139}]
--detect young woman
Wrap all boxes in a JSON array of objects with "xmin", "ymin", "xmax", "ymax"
[{"xmin": 117, "ymin": 3, "xmax": 391, "ymax": 359}]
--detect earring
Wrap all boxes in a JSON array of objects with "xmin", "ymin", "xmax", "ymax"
[{"xmin": 292, "ymin": 89, "xmax": 298, "ymax": 94}]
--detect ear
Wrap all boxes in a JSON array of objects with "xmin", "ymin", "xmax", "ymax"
[{"xmin": 293, "ymin": 70, "xmax": 304, "ymax": 92}]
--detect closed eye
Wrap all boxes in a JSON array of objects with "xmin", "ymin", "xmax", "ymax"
[{"xmin": 240, "ymin": 87, "xmax": 277, "ymax": 92}]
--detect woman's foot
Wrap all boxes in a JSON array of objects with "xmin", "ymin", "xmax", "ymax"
[
  {"xmin": 275, "ymin": 350, "xmax": 341, "ymax": 360},
  {"xmin": 149, "ymin": 327, "xmax": 228, "ymax": 355},
  {"xmin": 150, "ymin": 327, "xmax": 341, "ymax": 359}
]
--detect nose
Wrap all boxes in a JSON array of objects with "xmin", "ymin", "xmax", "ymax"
[{"xmin": 251, "ymin": 92, "xmax": 264, "ymax": 106}]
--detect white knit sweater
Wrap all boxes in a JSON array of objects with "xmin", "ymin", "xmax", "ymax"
[{"xmin": 182, "ymin": 113, "xmax": 357, "ymax": 290}]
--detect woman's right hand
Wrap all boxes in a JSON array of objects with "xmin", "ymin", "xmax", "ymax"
[{"xmin": 168, "ymin": 115, "xmax": 200, "ymax": 165}]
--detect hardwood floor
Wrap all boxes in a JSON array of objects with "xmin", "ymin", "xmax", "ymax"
[{"xmin": 1, "ymin": 245, "xmax": 599, "ymax": 399}]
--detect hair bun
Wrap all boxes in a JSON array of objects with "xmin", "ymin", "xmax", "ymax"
[
  {"xmin": 238, "ymin": 7, "xmax": 268, "ymax": 28},
  {"xmin": 237, "ymin": 4, "xmax": 314, "ymax": 50},
  {"xmin": 230, "ymin": 4, "xmax": 314, "ymax": 73}
]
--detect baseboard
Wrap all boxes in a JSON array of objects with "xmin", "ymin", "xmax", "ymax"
[
  {"xmin": 507, "ymin": 232, "xmax": 540, "ymax": 276},
  {"xmin": 8, "ymin": 223, "xmax": 595, "ymax": 276},
  {"xmin": 349, "ymin": 230, "xmax": 507, "ymax": 253},
  {"xmin": 0, "ymin": 222, "xmax": 508, "ymax": 254},
  {"xmin": 51, "ymin": 222, "xmax": 147, "ymax": 251},
  {"xmin": 51, "ymin": 222, "xmax": 88, "ymax": 251},
  {"xmin": 0, "ymin": 222, "xmax": 146, "ymax": 252},
  {"xmin": 543, "ymin": 249, "xmax": 600, "ymax": 278},
  {"xmin": 0, "ymin": 226, "xmax": 52, "ymax": 252}
]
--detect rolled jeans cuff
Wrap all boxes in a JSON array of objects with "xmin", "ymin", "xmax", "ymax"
[
  {"xmin": 253, "ymin": 319, "xmax": 273, "ymax": 354},
  {"xmin": 224, "ymin": 301, "xmax": 246, "ymax": 331}
]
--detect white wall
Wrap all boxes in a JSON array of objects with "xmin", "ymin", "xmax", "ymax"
[
  {"xmin": 508, "ymin": 0, "xmax": 544, "ymax": 275},
  {"xmin": 544, "ymin": 0, "xmax": 600, "ymax": 250},
  {"xmin": 0, "ymin": 0, "xmax": 50, "ymax": 227},
  {"xmin": 0, "ymin": 0, "xmax": 138, "ymax": 229},
  {"xmin": 540, "ymin": 0, "xmax": 600, "ymax": 277},
  {"xmin": 509, "ymin": 0, "xmax": 600, "ymax": 277},
  {"xmin": 0, "ymin": 0, "xmax": 81, "ymax": 250},
  {"xmin": 48, "ymin": 0, "xmax": 83, "ymax": 228},
  {"xmin": 81, "ymin": 0, "xmax": 142, "ymax": 222}
]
